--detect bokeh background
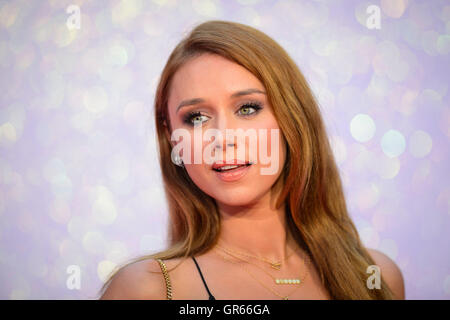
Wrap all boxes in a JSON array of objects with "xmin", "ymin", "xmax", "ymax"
[{"xmin": 0, "ymin": 0, "xmax": 449, "ymax": 299}]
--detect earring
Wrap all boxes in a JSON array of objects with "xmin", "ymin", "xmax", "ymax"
[{"xmin": 172, "ymin": 152, "xmax": 184, "ymax": 167}]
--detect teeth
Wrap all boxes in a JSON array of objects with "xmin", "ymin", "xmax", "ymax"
[
  {"xmin": 214, "ymin": 163, "xmax": 251, "ymax": 172},
  {"xmin": 217, "ymin": 165, "xmax": 240, "ymax": 171}
]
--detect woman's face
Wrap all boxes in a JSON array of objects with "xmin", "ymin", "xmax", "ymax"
[{"xmin": 167, "ymin": 53, "xmax": 286, "ymax": 207}]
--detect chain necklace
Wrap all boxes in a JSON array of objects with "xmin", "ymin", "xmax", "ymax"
[
  {"xmin": 215, "ymin": 242, "xmax": 297, "ymax": 270},
  {"xmin": 216, "ymin": 244, "xmax": 311, "ymax": 286},
  {"xmin": 214, "ymin": 248, "xmax": 309, "ymax": 300}
]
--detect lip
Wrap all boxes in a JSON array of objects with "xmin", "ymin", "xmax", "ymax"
[
  {"xmin": 213, "ymin": 163, "xmax": 252, "ymax": 182},
  {"xmin": 212, "ymin": 159, "xmax": 250, "ymax": 170}
]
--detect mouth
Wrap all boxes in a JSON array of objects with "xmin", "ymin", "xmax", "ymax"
[
  {"xmin": 212, "ymin": 160, "xmax": 253, "ymax": 182},
  {"xmin": 212, "ymin": 161, "xmax": 253, "ymax": 172}
]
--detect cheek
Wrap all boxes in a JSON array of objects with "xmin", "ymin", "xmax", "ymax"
[
  {"xmin": 184, "ymin": 164, "xmax": 206, "ymax": 187},
  {"xmin": 255, "ymin": 118, "xmax": 285, "ymax": 172}
]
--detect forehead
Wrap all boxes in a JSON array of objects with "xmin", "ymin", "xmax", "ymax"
[{"xmin": 167, "ymin": 53, "xmax": 265, "ymax": 109}]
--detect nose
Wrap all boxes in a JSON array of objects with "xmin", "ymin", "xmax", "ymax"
[
  {"xmin": 212, "ymin": 109, "xmax": 237, "ymax": 151},
  {"xmin": 215, "ymin": 141, "xmax": 235, "ymax": 150}
]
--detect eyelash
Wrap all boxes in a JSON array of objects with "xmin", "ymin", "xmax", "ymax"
[{"xmin": 182, "ymin": 102, "xmax": 263, "ymax": 126}]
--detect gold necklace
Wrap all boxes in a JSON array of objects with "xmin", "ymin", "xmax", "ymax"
[
  {"xmin": 216, "ymin": 245, "xmax": 310, "ymax": 285},
  {"xmin": 214, "ymin": 248, "xmax": 306, "ymax": 300},
  {"xmin": 216, "ymin": 242, "xmax": 297, "ymax": 270}
]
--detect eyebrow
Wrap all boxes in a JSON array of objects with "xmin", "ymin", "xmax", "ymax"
[{"xmin": 176, "ymin": 88, "xmax": 266, "ymax": 113}]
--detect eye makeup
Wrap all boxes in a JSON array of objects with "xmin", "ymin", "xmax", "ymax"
[{"xmin": 182, "ymin": 101, "xmax": 263, "ymax": 126}]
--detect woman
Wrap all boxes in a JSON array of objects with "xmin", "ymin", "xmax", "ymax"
[{"xmin": 99, "ymin": 20, "xmax": 404, "ymax": 300}]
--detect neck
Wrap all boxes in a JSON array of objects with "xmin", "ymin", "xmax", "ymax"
[{"xmin": 216, "ymin": 188, "xmax": 298, "ymax": 263}]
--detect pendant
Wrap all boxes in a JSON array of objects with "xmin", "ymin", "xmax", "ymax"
[
  {"xmin": 275, "ymin": 279, "xmax": 301, "ymax": 284},
  {"xmin": 283, "ymin": 296, "xmax": 289, "ymax": 300},
  {"xmin": 271, "ymin": 262, "xmax": 281, "ymax": 270}
]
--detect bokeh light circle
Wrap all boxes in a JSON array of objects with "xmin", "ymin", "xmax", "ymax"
[
  {"xmin": 350, "ymin": 114, "xmax": 376, "ymax": 142},
  {"xmin": 381, "ymin": 130, "xmax": 406, "ymax": 158},
  {"xmin": 409, "ymin": 130, "xmax": 433, "ymax": 158}
]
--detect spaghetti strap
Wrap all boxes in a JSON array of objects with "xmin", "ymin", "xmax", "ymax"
[
  {"xmin": 156, "ymin": 259, "xmax": 172, "ymax": 300},
  {"xmin": 192, "ymin": 257, "xmax": 216, "ymax": 300}
]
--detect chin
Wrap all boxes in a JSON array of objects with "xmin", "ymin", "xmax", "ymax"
[
  {"xmin": 209, "ymin": 187, "xmax": 265, "ymax": 208},
  {"xmin": 186, "ymin": 166, "xmax": 277, "ymax": 207},
  {"xmin": 214, "ymin": 195, "xmax": 255, "ymax": 207}
]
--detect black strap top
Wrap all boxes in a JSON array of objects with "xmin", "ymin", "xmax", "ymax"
[{"xmin": 192, "ymin": 257, "xmax": 216, "ymax": 300}]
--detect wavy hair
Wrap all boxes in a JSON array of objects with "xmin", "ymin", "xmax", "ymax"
[{"xmin": 98, "ymin": 20, "xmax": 394, "ymax": 300}]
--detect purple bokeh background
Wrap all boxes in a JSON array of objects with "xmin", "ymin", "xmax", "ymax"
[{"xmin": 0, "ymin": 0, "xmax": 449, "ymax": 299}]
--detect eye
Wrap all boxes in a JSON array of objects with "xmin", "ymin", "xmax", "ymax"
[
  {"xmin": 183, "ymin": 111, "xmax": 209, "ymax": 126},
  {"xmin": 237, "ymin": 102, "xmax": 262, "ymax": 116},
  {"xmin": 182, "ymin": 102, "xmax": 263, "ymax": 126}
]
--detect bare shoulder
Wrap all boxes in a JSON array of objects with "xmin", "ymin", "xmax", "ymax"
[
  {"xmin": 366, "ymin": 248, "xmax": 405, "ymax": 299},
  {"xmin": 99, "ymin": 258, "xmax": 168, "ymax": 300}
]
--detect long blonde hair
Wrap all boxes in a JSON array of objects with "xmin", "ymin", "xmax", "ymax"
[{"xmin": 99, "ymin": 20, "xmax": 394, "ymax": 299}]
